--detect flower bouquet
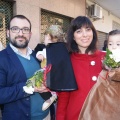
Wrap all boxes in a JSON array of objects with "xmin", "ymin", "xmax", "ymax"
[
  {"xmin": 104, "ymin": 48, "xmax": 120, "ymax": 68},
  {"xmin": 103, "ymin": 48, "xmax": 120, "ymax": 81},
  {"xmin": 23, "ymin": 64, "xmax": 52, "ymax": 94}
]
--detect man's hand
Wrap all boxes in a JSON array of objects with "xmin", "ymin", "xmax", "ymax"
[{"xmin": 34, "ymin": 84, "xmax": 49, "ymax": 93}]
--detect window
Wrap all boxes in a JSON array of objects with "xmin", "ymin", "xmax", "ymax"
[{"xmin": 41, "ymin": 9, "xmax": 72, "ymax": 42}]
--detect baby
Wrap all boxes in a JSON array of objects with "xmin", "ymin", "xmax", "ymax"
[
  {"xmin": 35, "ymin": 25, "xmax": 64, "ymax": 111},
  {"xmin": 79, "ymin": 29, "xmax": 120, "ymax": 120}
]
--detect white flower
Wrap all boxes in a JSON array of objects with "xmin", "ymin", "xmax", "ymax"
[
  {"xmin": 109, "ymin": 54, "xmax": 113, "ymax": 59},
  {"xmin": 111, "ymin": 49, "xmax": 120, "ymax": 62}
]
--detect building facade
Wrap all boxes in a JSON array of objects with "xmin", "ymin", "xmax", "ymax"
[
  {"xmin": 1, "ymin": 0, "xmax": 120, "ymax": 50},
  {"xmin": 0, "ymin": 0, "xmax": 85, "ymax": 50}
]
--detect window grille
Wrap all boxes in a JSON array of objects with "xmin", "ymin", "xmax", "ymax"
[{"xmin": 0, "ymin": 0, "xmax": 13, "ymax": 47}]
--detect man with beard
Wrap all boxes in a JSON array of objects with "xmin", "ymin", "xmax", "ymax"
[{"xmin": 0, "ymin": 15, "xmax": 50, "ymax": 120}]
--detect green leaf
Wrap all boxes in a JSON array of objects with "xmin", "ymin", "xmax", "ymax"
[{"xmin": 26, "ymin": 69, "xmax": 44, "ymax": 87}]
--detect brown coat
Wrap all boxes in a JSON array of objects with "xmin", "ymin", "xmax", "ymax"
[{"xmin": 79, "ymin": 69, "xmax": 120, "ymax": 120}]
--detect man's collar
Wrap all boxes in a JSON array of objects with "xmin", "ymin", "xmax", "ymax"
[{"xmin": 10, "ymin": 43, "xmax": 32, "ymax": 60}]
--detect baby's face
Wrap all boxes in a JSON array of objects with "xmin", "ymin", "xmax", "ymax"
[
  {"xmin": 108, "ymin": 34, "xmax": 120, "ymax": 51},
  {"xmin": 44, "ymin": 34, "xmax": 52, "ymax": 45}
]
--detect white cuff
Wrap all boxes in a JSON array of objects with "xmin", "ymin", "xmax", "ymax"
[
  {"xmin": 23, "ymin": 86, "xmax": 34, "ymax": 94},
  {"xmin": 36, "ymin": 51, "xmax": 44, "ymax": 58}
]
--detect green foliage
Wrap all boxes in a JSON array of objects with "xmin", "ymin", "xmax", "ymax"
[{"xmin": 26, "ymin": 69, "xmax": 44, "ymax": 87}]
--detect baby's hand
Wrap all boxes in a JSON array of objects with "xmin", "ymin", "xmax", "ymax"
[{"xmin": 37, "ymin": 54, "xmax": 44, "ymax": 61}]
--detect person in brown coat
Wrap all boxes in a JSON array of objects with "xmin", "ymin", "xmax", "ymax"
[{"xmin": 79, "ymin": 29, "xmax": 120, "ymax": 120}]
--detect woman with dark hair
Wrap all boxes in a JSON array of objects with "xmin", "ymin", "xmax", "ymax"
[{"xmin": 56, "ymin": 16, "xmax": 106, "ymax": 120}]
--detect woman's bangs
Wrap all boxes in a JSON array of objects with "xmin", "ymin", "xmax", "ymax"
[{"xmin": 82, "ymin": 22, "xmax": 92, "ymax": 29}]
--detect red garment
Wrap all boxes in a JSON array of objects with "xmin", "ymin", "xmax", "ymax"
[{"xmin": 56, "ymin": 50, "xmax": 106, "ymax": 120}]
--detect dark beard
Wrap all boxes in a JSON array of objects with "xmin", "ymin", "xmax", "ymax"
[{"xmin": 10, "ymin": 36, "xmax": 29, "ymax": 48}]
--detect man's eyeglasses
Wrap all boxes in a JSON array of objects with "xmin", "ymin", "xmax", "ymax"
[{"xmin": 10, "ymin": 26, "xmax": 31, "ymax": 34}]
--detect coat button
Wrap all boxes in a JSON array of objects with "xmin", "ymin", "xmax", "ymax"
[
  {"xmin": 26, "ymin": 98, "xmax": 29, "ymax": 100},
  {"xmin": 92, "ymin": 76, "xmax": 97, "ymax": 81},
  {"xmin": 91, "ymin": 61, "xmax": 95, "ymax": 66}
]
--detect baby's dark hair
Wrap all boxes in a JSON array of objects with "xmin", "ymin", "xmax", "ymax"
[
  {"xmin": 108, "ymin": 29, "xmax": 120, "ymax": 36},
  {"xmin": 107, "ymin": 29, "xmax": 120, "ymax": 43}
]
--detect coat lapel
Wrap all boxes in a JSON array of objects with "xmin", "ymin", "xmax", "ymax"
[{"xmin": 6, "ymin": 45, "xmax": 27, "ymax": 80}]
